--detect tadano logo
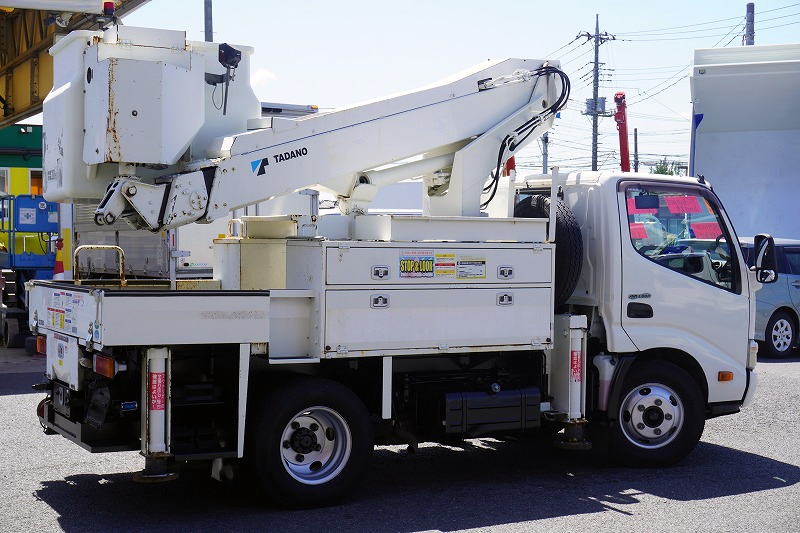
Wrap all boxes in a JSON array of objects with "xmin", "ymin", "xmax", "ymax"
[{"xmin": 250, "ymin": 147, "xmax": 309, "ymax": 176}]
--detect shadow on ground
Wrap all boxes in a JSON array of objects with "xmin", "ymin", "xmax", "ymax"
[
  {"xmin": 0, "ymin": 371, "xmax": 44, "ymax": 396},
  {"xmin": 758, "ymin": 353, "xmax": 800, "ymax": 363},
  {"xmin": 33, "ymin": 439, "xmax": 799, "ymax": 532}
]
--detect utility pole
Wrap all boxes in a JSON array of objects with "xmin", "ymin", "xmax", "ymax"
[
  {"xmin": 745, "ymin": 3, "xmax": 755, "ymax": 45},
  {"xmin": 633, "ymin": 128, "xmax": 639, "ymax": 172},
  {"xmin": 204, "ymin": 0, "xmax": 213, "ymax": 42},
  {"xmin": 541, "ymin": 132, "xmax": 549, "ymax": 172},
  {"xmin": 579, "ymin": 15, "xmax": 615, "ymax": 171}
]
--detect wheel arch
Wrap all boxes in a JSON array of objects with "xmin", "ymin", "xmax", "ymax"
[
  {"xmin": 769, "ymin": 306, "xmax": 799, "ymax": 334},
  {"xmin": 248, "ymin": 359, "xmax": 383, "ymax": 417},
  {"xmin": 605, "ymin": 348, "xmax": 709, "ymax": 420}
]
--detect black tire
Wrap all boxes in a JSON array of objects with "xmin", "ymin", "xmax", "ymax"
[
  {"xmin": 514, "ymin": 194, "xmax": 582, "ymax": 308},
  {"xmin": 762, "ymin": 310, "xmax": 796, "ymax": 358},
  {"xmin": 24, "ymin": 336, "xmax": 37, "ymax": 355},
  {"xmin": 605, "ymin": 361, "xmax": 705, "ymax": 466},
  {"xmin": 3, "ymin": 318, "xmax": 21, "ymax": 349},
  {"xmin": 248, "ymin": 376, "xmax": 373, "ymax": 508}
]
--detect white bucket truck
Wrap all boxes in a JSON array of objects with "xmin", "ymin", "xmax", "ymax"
[{"xmin": 28, "ymin": 25, "xmax": 776, "ymax": 507}]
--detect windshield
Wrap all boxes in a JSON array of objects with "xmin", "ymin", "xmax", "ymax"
[{"xmin": 625, "ymin": 184, "xmax": 740, "ymax": 292}]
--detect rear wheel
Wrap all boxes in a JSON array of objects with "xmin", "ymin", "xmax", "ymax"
[
  {"xmin": 606, "ymin": 361, "xmax": 705, "ymax": 466},
  {"xmin": 763, "ymin": 311, "xmax": 796, "ymax": 358},
  {"xmin": 249, "ymin": 377, "xmax": 372, "ymax": 508}
]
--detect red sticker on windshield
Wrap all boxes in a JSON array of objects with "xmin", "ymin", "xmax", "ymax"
[
  {"xmin": 627, "ymin": 197, "xmax": 658, "ymax": 215},
  {"xmin": 665, "ymin": 195, "xmax": 701, "ymax": 214},
  {"xmin": 629, "ymin": 222, "xmax": 649, "ymax": 239},
  {"xmin": 691, "ymin": 221, "xmax": 722, "ymax": 239}
]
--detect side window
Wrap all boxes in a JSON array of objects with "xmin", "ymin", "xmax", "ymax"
[
  {"xmin": 625, "ymin": 185, "xmax": 740, "ymax": 292},
  {"xmin": 785, "ymin": 249, "xmax": 800, "ymax": 275}
]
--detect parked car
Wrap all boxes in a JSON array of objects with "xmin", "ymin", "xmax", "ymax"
[{"xmin": 740, "ymin": 238, "xmax": 800, "ymax": 357}]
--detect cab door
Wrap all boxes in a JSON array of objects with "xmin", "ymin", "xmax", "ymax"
[
  {"xmin": 618, "ymin": 181, "xmax": 750, "ymax": 403},
  {"xmin": 783, "ymin": 247, "xmax": 800, "ymax": 310}
]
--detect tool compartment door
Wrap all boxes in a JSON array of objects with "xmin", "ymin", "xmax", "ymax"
[
  {"xmin": 326, "ymin": 245, "xmax": 552, "ymax": 285},
  {"xmin": 324, "ymin": 287, "xmax": 551, "ymax": 353}
]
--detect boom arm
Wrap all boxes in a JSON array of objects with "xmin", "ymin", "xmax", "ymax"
[{"xmin": 45, "ymin": 26, "xmax": 569, "ymax": 231}]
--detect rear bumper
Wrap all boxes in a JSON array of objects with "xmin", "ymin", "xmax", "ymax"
[{"xmin": 38, "ymin": 399, "xmax": 138, "ymax": 453}]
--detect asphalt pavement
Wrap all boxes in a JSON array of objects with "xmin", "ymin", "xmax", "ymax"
[{"xmin": 1, "ymin": 348, "xmax": 799, "ymax": 532}]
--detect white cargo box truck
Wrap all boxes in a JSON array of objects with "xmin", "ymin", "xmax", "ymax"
[
  {"xmin": 28, "ymin": 24, "xmax": 775, "ymax": 508},
  {"xmin": 690, "ymin": 43, "xmax": 800, "ymax": 239}
]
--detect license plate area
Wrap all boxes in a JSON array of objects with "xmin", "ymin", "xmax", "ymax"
[
  {"xmin": 53, "ymin": 381, "xmax": 72, "ymax": 418},
  {"xmin": 46, "ymin": 332, "xmax": 81, "ymax": 390}
]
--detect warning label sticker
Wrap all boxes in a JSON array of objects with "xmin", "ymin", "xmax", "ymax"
[
  {"xmin": 434, "ymin": 253, "xmax": 456, "ymax": 278},
  {"xmin": 149, "ymin": 372, "xmax": 166, "ymax": 411},
  {"xmin": 399, "ymin": 250, "xmax": 487, "ymax": 280},
  {"xmin": 47, "ymin": 291, "xmax": 84, "ymax": 333},
  {"xmin": 456, "ymin": 257, "xmax": 486, "ymax": 279},
  {"xmin": 399, "ymin": 249, "xmax": 434, "ymax": 278},
  {"xmin": 570, "ymin": 350, "xmax": 582, "ymax": 382}
]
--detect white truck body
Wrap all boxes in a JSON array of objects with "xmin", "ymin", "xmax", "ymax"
[
  {"xmin": 27, "ymin": 25, "xmax": 770, "ymax": 507},
  {"xmin": 690, "ymin": 44, "xmax": 800, "ymax": 238}
]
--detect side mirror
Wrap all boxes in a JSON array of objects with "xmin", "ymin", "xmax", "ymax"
[{"xmin": 750, "ymin": 233, "xmax": 778, "ymax": 284}]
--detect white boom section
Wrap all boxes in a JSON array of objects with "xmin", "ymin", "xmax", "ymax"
[{"xmin": 43, "ymin": 26, "xmax": 564, "ymax": 231}]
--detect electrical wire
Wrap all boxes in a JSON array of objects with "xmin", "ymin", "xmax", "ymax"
[
  {"xmin": 711, "ymin": 20, "xmax": 745, "ymax": 47},
  {"xmin": 544, "ymin": 36, "xmax": 581, "ymax": 58},
  {"xmin": 613, "ymin": 2, "xmax": 800, "ymax": 35}
]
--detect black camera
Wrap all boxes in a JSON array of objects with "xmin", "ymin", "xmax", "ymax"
[{"xmin": 218, "ymin": 43, "xmax": 241, "ymax": 70}]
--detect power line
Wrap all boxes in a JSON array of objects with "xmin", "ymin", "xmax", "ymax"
[
  {"xmin": 619, "ymin": 17, "xmax": 800, "ymax": 41},
  {"xmin": 610, "ymin": 64, "xmax": 694, "ymax": 71},
  {"xmin": 544, "ymin": 36, "xmax": 580, "ymax": 58},
  {"xmin": 629, "ymin": 74, "xmax": 689, "ymax": 105},
  {"xmin": 613, "ymin": 1, "xmax": 800, "ymax": 35}
]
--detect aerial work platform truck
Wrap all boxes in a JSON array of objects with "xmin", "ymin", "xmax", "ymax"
[{"xmin": 28, "ymin": 24, "xmax": 775, "ymax": 507}]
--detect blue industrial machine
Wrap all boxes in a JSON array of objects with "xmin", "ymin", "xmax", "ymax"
[{"xmin": 0, "ymin": 194, "xmax": 58, "ymax": 348}]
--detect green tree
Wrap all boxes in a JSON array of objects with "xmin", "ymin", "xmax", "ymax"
[{"xmin": 650, "ymin": 157, "xmax": 674, "ymax": 175}]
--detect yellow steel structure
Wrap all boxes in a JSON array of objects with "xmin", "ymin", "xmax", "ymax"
[{"xmin": 0, "ymin": 1, "xmax": 149, "ymax": 127}]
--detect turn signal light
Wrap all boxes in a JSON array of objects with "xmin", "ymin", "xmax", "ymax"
[
  {"xmin": 718, "ymin": 371, "xmax": 734, "ymax": 382},
  {"xmin": 93, "ymin": 354, "xmax": 116, "ymax": 379},
  {"xmin": 36, "ymin": 335, "xmax": 47, "ymax": 355}
]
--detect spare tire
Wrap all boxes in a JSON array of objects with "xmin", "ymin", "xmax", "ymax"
[{"xmin": 514, "ymin": 194, "xmax": 583, "ymax": 308}]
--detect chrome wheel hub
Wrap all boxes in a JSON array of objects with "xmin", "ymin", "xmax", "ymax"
[
  {"xmin": 280, "ymin": 406, "xmax": 351, "ymax": 485},
  {"xmin": 619, "ymin": 383, "xmax": 684, "ymax": 449},
  {"xmin": 771, "ymin": 318, "xmax": 793, "ymax": 352}
]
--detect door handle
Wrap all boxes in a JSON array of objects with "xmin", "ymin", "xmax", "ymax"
[
  {"xmin": 792, "ymin": 281, "xmax": 800, "ymax": 288},
  {"xmin": 627, "ymin": 302, "xmax": 653, "ymax": 318}
]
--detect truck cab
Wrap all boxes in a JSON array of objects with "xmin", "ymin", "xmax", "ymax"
[{"xmin": 559, "ymin": 172, "xmax": 759, "ymax": 415}]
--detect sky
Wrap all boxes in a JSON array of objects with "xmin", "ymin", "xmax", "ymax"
[{"xmin": 117, "ymin": 0, "xmax": 800, "ymax": 174}]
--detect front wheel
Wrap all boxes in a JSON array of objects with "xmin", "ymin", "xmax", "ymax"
[
  {"xmin": 607, "ymin": 361, "xmax": 705, "ymax": 466},
  {"xmin": 249, "ymin": 377, "xmax": 373, "ymax": 508}
]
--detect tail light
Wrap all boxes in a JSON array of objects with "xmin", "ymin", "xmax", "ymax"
[
  {"xmin": 36, "ymin": 335, "xmax": 47, "ymax": 355},
  {"xmin": 93, "ymin": 354, "xmax": 116, "ymax": 378},
  {"xmin": 92, "ymin": 354, "xmax": 128, "ymax": 378}
]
